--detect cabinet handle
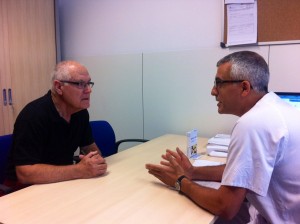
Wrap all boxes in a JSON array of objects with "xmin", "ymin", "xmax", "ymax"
[
  {"xmin": 8, "ymin": 88, "xmax": 12, "ymax": 105},
  {"xmin": 3, "ymin": 89, "xmax": 7, "ymax": 106}
]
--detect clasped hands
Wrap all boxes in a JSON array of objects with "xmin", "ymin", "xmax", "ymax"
[
  {"xmin": 78, "ymin": 151, "xmax": 107, "ymax": 178},
  {"xmin": 145, "ymin": 147, "xmax": 194, "ymax": 187}
]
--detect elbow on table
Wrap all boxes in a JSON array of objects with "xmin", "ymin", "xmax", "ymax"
[
  {"xmin": 16, "ymin": 165, "xmax": 36, "ymax": 184},
  {"xmin": 213, "ymin": 198, "xmax": 241, "ymax": 221},
  {"xmin": 213, "ymin": 186, "xmax": 247, "ymax": 220}
]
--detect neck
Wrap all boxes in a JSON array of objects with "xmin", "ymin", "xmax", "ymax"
[
  {"xmin": 51, "ymin": 92, "xmax": 72, "ymax": 122},
  {"xmin": 238, "ymin": 91, "xmax": 267, "ymax": 117}
]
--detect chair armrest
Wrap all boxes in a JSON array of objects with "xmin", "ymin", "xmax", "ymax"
[{"xmin": 115, "ymin": 139, "xmax": 148, "ymax": 151}]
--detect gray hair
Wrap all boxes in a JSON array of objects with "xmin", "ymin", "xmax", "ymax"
[
  {"xmin": 50, "ymin": 60, "xmax": 88, "ymax": 91},
  {"xmin": 51, "ymin": 61, "xmax": 74, "ymax": 82},
  {"xmin": 217, "ymin": 51, "xmax": 269, "ymax": 93}
]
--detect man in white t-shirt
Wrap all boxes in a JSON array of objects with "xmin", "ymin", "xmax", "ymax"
[{"xmin": 146, "ymin": 51, "xmax": 300, "ymax": 223}]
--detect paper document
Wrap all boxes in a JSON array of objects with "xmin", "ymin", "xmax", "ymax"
[
  {"xmin": 207, "ymin": 134, "xmax": 230, "ymax": 158},
  {"xmin": 193, "ymin": 160, "xmax": 224, "ymax": 167},
  {"xmin": 207, "ymin": 134, "xmax": 230, "ymax": 146},
  {"xmin": 193, "ymin": 160, "xmax": 224, "ymax": 189},
  {"xmin": 226, "ymin": 1, "xmax": 257, "ymax": 46},
  {"xmin": 225, "ymin": 0, "xmax": 254, "ymax": 3},
  {"xmin": 206, "ymin": 144, "xmax": 228, "ymax": 153},
  {"xmin": 194, "ymin": 180, "xmax": 221, "ymax": 189},
  {"xmin": 208, "ymin": 151, "xmax": 228, "ymax": 158}
]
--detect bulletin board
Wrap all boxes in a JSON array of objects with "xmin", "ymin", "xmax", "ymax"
[{"xmin": 221, "ymin": 0, "xmax": 300, "ymax": 47}]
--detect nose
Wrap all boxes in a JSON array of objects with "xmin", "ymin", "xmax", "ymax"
[
  {"xmin": 83, "ymin": 85, "xmax": 92, "ymax": 93},
  {"xmin": 211, "ymin": 86, "xmax": 218, "ymax": 96}
]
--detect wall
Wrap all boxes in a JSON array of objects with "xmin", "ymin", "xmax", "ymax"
[
  {"xmin": 58, "ymin": 0, "xmax": 222, "ymax": 56},
  {"xmin": 58, "ymin": 0, "xmax": 300, "ymax": 145}
]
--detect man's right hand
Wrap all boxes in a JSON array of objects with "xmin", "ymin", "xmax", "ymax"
[
  {"xmin": 161, "ymin": 147, "xmax": 194, "ymax": 179},
  {"xmin": 78, "ymin": 151, "xmax": 107, "ymax": 178}
]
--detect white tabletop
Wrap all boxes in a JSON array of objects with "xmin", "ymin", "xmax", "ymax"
[{"xmin": 0, "ymin": 134, "xmax": 225, "ymax": 224}]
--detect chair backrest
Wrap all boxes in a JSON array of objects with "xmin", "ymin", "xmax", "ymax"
[
  {"xmin": 0, "ymin": 134, "xmax": 13, "ymax": 183},
  {"xmin": 89, "ymin": 120, "xmax": 117, "ymax": 157}
]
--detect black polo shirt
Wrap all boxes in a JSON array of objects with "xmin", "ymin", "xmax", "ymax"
[{"xmin": 5, "ymin": 91, "xmax": 94, "ymax": 180}]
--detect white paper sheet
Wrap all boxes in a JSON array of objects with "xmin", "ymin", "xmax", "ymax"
[
  {"xmin": 193, "ymin": 160, "xmax": 224, "ymax": 167},
  {"xmin": 192, "ymin": 160, "xmax": 224, "ymax": 189},
  {"xmin": 194, "ymin": 180, "xmax": 221, "ymax": 189},
  {"xmin": 225, "ymin": 0, "xmax": 254, "ymax": 4},
  {"xmin": 226, "ymin": 1, "xmax": 257, "ymax": 46}
]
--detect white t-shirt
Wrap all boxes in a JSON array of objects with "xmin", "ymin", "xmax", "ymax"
[{"xmin": 222, "ymin": 92, "xmax": 300, "ymax": 223}]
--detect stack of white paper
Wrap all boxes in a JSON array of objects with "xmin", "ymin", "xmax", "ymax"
[{"xmin": 206, "ymin": 134, "xmax": 231, "ymax": 157}]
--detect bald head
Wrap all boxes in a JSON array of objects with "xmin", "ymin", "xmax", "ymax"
[{"xmin": 51, "ymin": 61, "xmax": 89, "ymax": 84}]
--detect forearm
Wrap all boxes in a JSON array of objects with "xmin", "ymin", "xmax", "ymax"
[
  {"xmin": 180, "ymin": 178, "xmax": 245, "ymax": 219},
  {"xmin": 191, "ymin": 164, "xmax": 225, "ymax": 182},
  {"xmin": 181, "ymin": 178, "xmax": 224, "ymax": 215},
  {"xmin": 16, "ymin": 150, "xmax": 107, "ymax": 184},
  {"xmin": 81, "ymin": 143, "xmax": 100, "ymax": 155},
  {"xmin": 16, "ymin": 163, "xmax": 83, "ymax": 184}
]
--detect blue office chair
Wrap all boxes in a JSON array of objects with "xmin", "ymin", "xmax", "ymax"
[
  {"xmin": 89, "ymin": 120, "xmax": 148, "ymax": 157},
  {"xmin": 0, "ymin": 134, "xmax": 12, "ymax": 183},
  {"xmin": 0, "ymin": 134, "xmax": 13, "ymax": 195}
]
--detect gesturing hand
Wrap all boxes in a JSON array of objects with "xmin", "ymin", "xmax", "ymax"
[
  {"xmin": 145, "ymin": 148, "xmax": 187, "ymax": 188},
  {"xmin": 161, "ymin": 147, "xmax": 194, "ymax": 179}
]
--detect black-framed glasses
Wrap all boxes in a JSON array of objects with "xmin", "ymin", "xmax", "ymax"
[
  {"xmin": 59, "ymin": 80, "xmax": 94, "ymax": 89},
  {"xmin": 214, "ymin": 79, "xmax": 244, "ymax": 89}
]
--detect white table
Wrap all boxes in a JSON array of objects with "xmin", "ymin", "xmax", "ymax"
[{"xmin": 0, "ymin": 134, "xmax": 225, "ymax": 224}]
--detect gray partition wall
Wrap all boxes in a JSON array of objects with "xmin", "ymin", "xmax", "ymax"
[{"xmin": 58, "ymin": 0, "xmax": 300, "ymax": 148}]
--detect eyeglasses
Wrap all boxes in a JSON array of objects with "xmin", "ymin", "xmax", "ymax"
[
  {"xmin": 59, "ymin": 80, "xmax": 94, "ymax": 89},
  {"xmin": 214, "ymin": 79, "xmax": 244, "ymax": 89}
]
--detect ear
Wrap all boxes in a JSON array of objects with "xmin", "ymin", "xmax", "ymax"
[
  {"xmin": 241, "ymin": 81, "xmax": 251, "ymax": 96},
  {"xmin": 53, "ymin": 80, "xmax": 63, "ymax": 95}
]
